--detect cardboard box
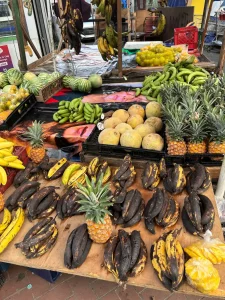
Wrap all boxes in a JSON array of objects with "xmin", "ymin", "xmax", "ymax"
[{"xmin": 0, "ymin": 146, "xmax": 29, "ymax": 194}]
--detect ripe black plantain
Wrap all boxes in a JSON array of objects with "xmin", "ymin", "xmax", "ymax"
[
  {"xmin": 129, "ymin": 230, "xmax": 141, "ymax": 270},
  {"xmin": 17, "ymin": 186, "xmax": 39, "ymax": 208},
  {"xmin": 5, "ymin": 181, "xmax": 40, "ymax": 209},
  {"xmin": 122, "ymin": 189, "xmax": 136, "ymax": 220},
  {"xmin": 118, "ymin": 230, "xmax": 132, "ymax": 282},
  {"xmin": 64, "ymin": 228, "xmax": 77, "ymax": 269},
  {"xmin": 129, "ymin": 239, "xmax": 147, "ymax": 278},
  {"xmin": 188, "ymin": 192, "xmax": 203, "ymax": 232},
  {"xmin": 114, "ymin": 188, "xmax": 127, "ymax": 204},
  {"xmin": 104, "ymin": 235, "xmax": 118, "ymax": 277},
  {"xmin": 145, "ymin": 217, "xmax": 155, "ymax": 234},
  {"xmin": 72, "ymin": 230, "xmax": 89, "ymax": 268},
  {"xmin": 113, "ymin": 155, "xmax": 131, "ymax": 181},
  {"xmin": 13, "ymin": 161, "xmax": 34, "ymax": 187},
  {"xmin": 181, "ymin": 207, "xmax": 200, "ymax": 236},
  {"xmin": 159, "ymin": 158, "xmax": 167, "ymax": 179},
  {"xmin": 71, "ymin": 224, "xmax": 87, "ymax": 265},
  {"xmin": 123, "ymin": 201, "xmax": 144, "ymax": 228},
  {"xmin": 123, "ymin": 190, "xmax": 142, "ymax": 223},
  {"xmin": 199, "ymin": 194, "xmax": 215, "ymax": 225}
]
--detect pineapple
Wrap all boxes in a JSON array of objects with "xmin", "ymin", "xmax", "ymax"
[
  {"xmin": 76, "ymin": 174, "xmax": 113, "ymax": 244},
  {"xmin": 162, "ymin": 99, "xmax": 187, "ymax": 156},
  {"xmin": 208, "ymin": 110, "xmax": 225, "ymax": 154},
  {"xmin": 24, "ymin": 121, "xmax": 45, "ymax": 163},
  {"xmin": 187, "ymin": 117, "xmax": 207, "ymax": 154}
]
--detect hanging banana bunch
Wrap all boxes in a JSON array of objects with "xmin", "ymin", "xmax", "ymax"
[
  {"xmin": 23, "ymin": 0, "xmax": 32, "ymax": 16},
  {"xmin": 151, "ymin": 12, "xmax": 166, "ymax": 36},
  {"xmin": 60, "ymin": 0, "xmax": 83, "ymax": 55}
]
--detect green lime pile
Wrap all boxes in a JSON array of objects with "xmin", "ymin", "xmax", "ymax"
[{"xmin": 53, "ymin": 98, "xmax": 103, "ymax": 124}]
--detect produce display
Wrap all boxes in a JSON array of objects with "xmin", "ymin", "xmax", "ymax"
[
  {"xmin": 161, "ymin": 76, "xmax": 225, "ymax": 155},
  {"xmin": 0, "ymin": 207, "xmax": 25, "ymax": 254},
  {"xmin": 182, "ymin": 193, "xmax": 215, "ymax": 236},
  {"xmin": 62, "ymin": 74, "xmax": 102, "ymax": 93},
  {"xmin": 0, "ymin": 148, "xmax": 223, "ymax": 296},
  {"xmin": 136, "ymin": 58, "xmax": 210, "ymax": 102},
  {"xmin": 185, "ymin": 257, "xmax": 220, "ymax": 294},
  {"xmin": 64, "ymin": 223, "xmax": 92, "ymax": 269},
  {"xmin": 104, "ymin": 230, "xmax": 147, "ymax": 284},
  {"xmin": 53, "ymin": 98, "xmax": 103, "ymax": 124},
  {"xmin": 15, "ymin": 217, "xmax": 58, "ymax": 258},
  {"xmin": 57, "ymin": 189, "xmax": 82, "ymax": 219},
  {"xmin": 99, "ymin": 104, "xmax": 164, "ymax": 151},
  {"xmin": 151, "ymin": 229, "xmax": 184, "ymax": 291},
  {"xmin": 184, "ymin": 232, "xmax": 225, "ymax": 264},
  {"xmin": 144, "ymin": 188, "xmax": 179, "ymax": 234},
  {"xmin": 1, "ymin": 68, "xmax": 61, "ymax": 98},
  {"xmin": 60, "ymin": 2, "xmax": 83, "ymax": 54}
]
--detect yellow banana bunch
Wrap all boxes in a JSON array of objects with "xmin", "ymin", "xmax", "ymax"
[
  {"xmin": 68, "ymin": 166, "xmax": 87, "ymax": 187},
  {"xmin": 0, "ymin": 208, "xmax": 12, "ymax": 235},
  {"xmin": 97, "ymin": 0, "xmax": 106, "ymax": 16},
  {"xmin": 98, "ymin": 35, "xmax": 117, "ymax": 62},
  {"xmin": 0, "ymin": 207, "xmax": 25, "ymax": 254},
  {"xmin": 0, "ymin": 138, "xmax": 24, "ymax": 170},
  {"xmin": 152, "ymin": 13, "xmax": 166, "ymax": 36},
  {"xmin": 0, "ymin": 166, "xmax": 7, "ymax": 186},
  {"xmin": 87, "ymin": 157, "xmax": 99, "ymax": 177},
  {"xmin": 48, "ymin": 158, "xmax": 67, "ymax": 179},
  {"xmin": 62, "ymin": 163, "xmax": 81, "ymax": 185}
]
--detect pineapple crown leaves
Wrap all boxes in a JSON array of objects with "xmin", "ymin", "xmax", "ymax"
[
  {"xmin": 23, "ymin": 120, "xmax": 44, "ymax": 147},
  {"xmin": 186, "ymin": 117, "xmax": 208, "ymax": 143},
  {"xmin": 76, "ymin": 174, "xmax": 113, "ymax": 224},
  {"xmin": 207, "ymin": 109, "xmax": 225, "ymax": 143}
]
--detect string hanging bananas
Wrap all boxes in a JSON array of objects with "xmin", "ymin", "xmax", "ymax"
[{"xmin": 151, "ymin": 13, "xmax": 166, "ymax": 36}]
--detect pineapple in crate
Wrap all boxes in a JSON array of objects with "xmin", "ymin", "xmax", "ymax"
[
  {"xmin": 187, "ymin": 116, "xmax": 207, "ymax": 154},
  {"xmin": 208, "ymin": 109, "xmax": 225, "ymax": 154},
  {"xmin": 76, "ymin": 174, "xmax": 113, "ymax": 244},
  {"xmin": 162, "ymin": 99, "xmax": 187, "ymax": 155},
  {"xmin": 182, "ymin": 92, "xmax": 208, "ymax": 154},
  {"xmin": 24, "ymin": 121, "xmax": 45, "ymax": 163}
]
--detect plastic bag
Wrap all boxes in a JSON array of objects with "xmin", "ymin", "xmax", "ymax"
[
  {"xmin": 185, "ymin": 257, "xmax": 220, "ymax": 294},
  {"xmin": 184, "ymin": 230, "xmax": 225, "ymax": 264}
]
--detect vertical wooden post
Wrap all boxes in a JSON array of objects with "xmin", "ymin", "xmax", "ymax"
[
  {"xmin": 216, "ymin": 30, "xmax": 225, "ymax": 75},
  {"xmin": 117, "ymin": 0, "xmax": 123, "ymax": 78},
  {"xmin": 17, "ymin": 0, "xmax": 27, "ymax": 46},
  {"xmin": 11, "ymin": 0, "xmax": 27, "ymax": 70},
  {"xmin": 199, "ymin": 0, "xmax": 213, "ymax": 55},
  {"xmin": 201, "ymin": 0, "xmax": 209, "ymax": 31}
]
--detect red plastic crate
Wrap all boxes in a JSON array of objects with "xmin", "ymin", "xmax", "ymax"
[{"xmin": 174, "ymin": 26, "xmax": 198, "ymax": 51}]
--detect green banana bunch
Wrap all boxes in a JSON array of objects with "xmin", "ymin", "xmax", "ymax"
[
  {"xmin": 137, "ymin": 59, "xmax": 211, "ymax": 102},
  {"xmin": 53, "ymin": 98, "xmax": 103, "ymax": 124}
]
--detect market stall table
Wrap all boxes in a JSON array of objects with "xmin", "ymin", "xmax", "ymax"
[{"xmin": 0, "ymin": 167, "xmax": 225, "ymax": 298}]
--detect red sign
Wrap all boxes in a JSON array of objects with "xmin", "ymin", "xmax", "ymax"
[{"xmin": 0, "ymin": 45, "xmax": 14, "ymax": 72}]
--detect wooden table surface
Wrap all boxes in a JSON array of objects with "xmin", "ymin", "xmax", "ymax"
[{"xmin": 0, "ymin": 167, "xmax": 224, "ymax": 298}]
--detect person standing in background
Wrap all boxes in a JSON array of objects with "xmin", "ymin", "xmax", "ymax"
[{"xmin": 53, "ymin": 0, "xmax": 91, "ymax": 21}]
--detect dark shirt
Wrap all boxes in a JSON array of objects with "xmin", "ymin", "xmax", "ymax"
[{"xmin": 53, "ymin": 0, "xmax": 91, "ymax": 21}]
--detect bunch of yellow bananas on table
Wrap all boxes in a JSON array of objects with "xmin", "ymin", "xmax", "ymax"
[{"xmin": 0, "ymin": 138, "xmax": 25, "ymax": 171}]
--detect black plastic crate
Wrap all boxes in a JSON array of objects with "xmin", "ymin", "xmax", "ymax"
[
  {"xmin": 83, "ymin": 126, "xmax": 165, "ymax": 161},
  {"xmin": 165, "ymin": 153, "xmax": 223, "ymax": 167},
  {"xmin": 0, "ymin": 94, "xmax": 37, "ymax": 131}
]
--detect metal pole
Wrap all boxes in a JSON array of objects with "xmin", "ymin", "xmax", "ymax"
[
  {"xmin": 11, "ymin": 0, "xmax": 27, "ymax": 70},
  {"xmin": 46, "ymin": 0, "xmax": 56, "ymax": 71},
  {"xmin": 117, "ymin": 0, "xmax": 123, "ymax": 77},
  {"xmin": 127, "ymin": 0, "xmax": 131, "ymax": 41},
  {"xmin": 201, "ymin": 0, "xmax": 209, "ymax": 31},
  {"xmin": 199, "ymin": 0, "xmax": 214, "ymax": 55}
]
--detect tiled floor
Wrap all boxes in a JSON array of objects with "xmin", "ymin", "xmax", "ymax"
[{"xmin": 0, "ymin": 264, "xmax": 222, "ymax": 300}]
